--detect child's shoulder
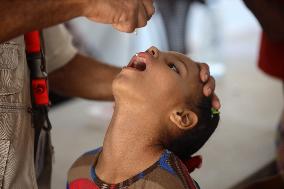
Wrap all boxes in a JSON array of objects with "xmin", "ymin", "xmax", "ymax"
[{"xmin": 67, "ymin": 147, "xmax": 102, "ymax": 184}]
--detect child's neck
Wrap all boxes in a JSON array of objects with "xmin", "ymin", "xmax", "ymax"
[{"xmin": 95, "ymin": 104, "xmax": 165, "ymax": 184}]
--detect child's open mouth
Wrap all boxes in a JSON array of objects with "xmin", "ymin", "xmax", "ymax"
[{"xmin": 126, "ymin": 52, "xmax": 149, "ymax": 72}]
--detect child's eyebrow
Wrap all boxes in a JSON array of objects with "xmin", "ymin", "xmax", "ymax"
[{"xmin": 174, "ymin": 55, "xmax": 188, "ymax": 75}]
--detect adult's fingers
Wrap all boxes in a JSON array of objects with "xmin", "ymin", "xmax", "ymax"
[
  {"xmin": 199, "ymin": 63, "xmax": 210, "ymax": 82},
  {"xmin": 203, "ymin": 76, "xmax": 215, "ymax": 97},
  {"xmin": 142, "ymin": 0, "xmax": 155, "ymax": 19},
  {"xmin": 113, "ymin": 1, "xmax": 149, "ymax": 32},
  {"xmin": 137, "ymin": 2, "xmax": 148, "ymax": 28},
  {"xmin": 112, "ymin": 0, "xmax": 154, "ymax": 32},
  {"xmin": 198, "ymin": 62, "xmax": 220, "ymax": 110},
  {"xmin": 112, "ymin": 22, "xmax": 137, "ymax": 33},
  {"xmin": 211, "ymin": 93, "xmax": 221, "ymax": 110}
]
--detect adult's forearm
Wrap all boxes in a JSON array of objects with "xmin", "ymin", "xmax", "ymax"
[
  {"xmin": 0, "ymin": 0, "xmax": 86, "ymax": 43},
  {"xmin": 48, "ymin": 54, "xmax": 121, "ymax": 101},
  {"xmin": 243, "ymin": 0, "xmax": 284, "ymax": 41}
]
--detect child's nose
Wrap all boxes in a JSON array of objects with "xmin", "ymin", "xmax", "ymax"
[{"xmin": 146, "ymin": 46, "xmax": 159, "ymax": 58}]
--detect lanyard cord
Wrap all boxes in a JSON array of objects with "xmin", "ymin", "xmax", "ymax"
[{"xmin": 24, "ymin": 31, "xmax": 51, "ymax": 131}]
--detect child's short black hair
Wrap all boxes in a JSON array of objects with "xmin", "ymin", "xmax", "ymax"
[{"xmin": 167, "ymin": 96, "xmax": 220, "ymax": 160}]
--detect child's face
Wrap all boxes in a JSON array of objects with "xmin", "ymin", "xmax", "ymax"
[{"xmin": 113, "ymin": 46, "xmax": 201, "ymax": 115}]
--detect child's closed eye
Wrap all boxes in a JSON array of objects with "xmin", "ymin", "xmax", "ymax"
[{"xmin": 168, "ymin": 63, "xmax": 180, "ymax": 74}]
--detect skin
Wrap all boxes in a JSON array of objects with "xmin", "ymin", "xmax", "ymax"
[
  {"xmin": 95, "ymin": 46, "xmax": 206, "ymax": 184},
  {"xmin": 48, "ymin": 54, "xmax": 120, "ymax": 101},
  {"xmin": 0, "ymin": 0, "xmax": 155, "ymax": 43}
]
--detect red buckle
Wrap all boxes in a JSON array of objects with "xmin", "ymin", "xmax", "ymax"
[{"xmin": 32, "ymin": 79, "xmax": 49, "ymax": 106}]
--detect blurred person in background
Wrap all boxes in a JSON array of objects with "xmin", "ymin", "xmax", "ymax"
[
  {"xmin": 155, "ymin": 0, "xmax": 205, "ymax": 53},
  {"xmin": 242, "ymin": 0, "xmax": 284, "ymax": 188}
]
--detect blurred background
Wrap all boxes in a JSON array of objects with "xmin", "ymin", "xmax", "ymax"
[{"xmin": 50, "ymin": 0, "xmax": 283, "ymax": 188}]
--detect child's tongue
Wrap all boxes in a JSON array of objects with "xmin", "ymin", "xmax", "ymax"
[{"xmin": 134, "ymin": 62, "xmax": 146, "ymax": 71}]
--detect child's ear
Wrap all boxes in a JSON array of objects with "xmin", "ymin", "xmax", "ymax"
[{"xmin": 169, "ymin": 109, "xmax": 198, "ymax": 130}]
